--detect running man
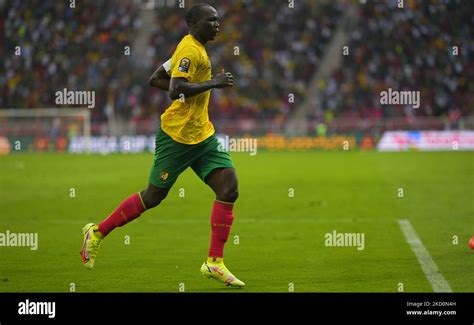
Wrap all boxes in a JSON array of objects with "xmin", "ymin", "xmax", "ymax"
[{"xmin": 80, "ymin": 3, "xmax": 244, "ymax": 288}]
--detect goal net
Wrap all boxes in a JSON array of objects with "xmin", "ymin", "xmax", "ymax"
[{"xmin": 0, "ymin": 108, "xmax": 91, "ymax": 154}]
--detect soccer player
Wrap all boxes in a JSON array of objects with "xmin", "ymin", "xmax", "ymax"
[{"xmin": 80, "ymin": 3, "xmax": 245, "ymax": 288}]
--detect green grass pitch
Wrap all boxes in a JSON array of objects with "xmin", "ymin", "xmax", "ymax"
[{"xmin": 0, "ymin": 151, "xmax": 473, "ymax": 292}]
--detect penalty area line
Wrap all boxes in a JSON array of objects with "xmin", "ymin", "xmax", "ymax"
[{"xmin": 397, "ymin": 219, "xmax": 452, "ymax": 292}]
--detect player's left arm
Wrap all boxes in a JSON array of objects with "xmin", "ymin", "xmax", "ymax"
[{"xmin": 149, "ymin": 59, "xmax": 171, "ymax": 91}]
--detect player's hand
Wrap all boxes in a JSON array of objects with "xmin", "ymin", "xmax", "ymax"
[{"xmin": 212, "ymin": 69, "xmax": 234, "ymax": 88}]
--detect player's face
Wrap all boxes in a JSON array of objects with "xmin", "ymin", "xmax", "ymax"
[{"xmin": 196, "ymin": 7, "xmax": 220, "ymax": 42}]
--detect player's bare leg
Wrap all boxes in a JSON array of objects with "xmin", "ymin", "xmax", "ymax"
[
  {"xmin": 200, "ymin": 168, "xmax": 245, "ymax": 287},
  {"xmin": 80, "ymin": 184, "xmax": 170, "ymax": 268},
  {"xmin": 140, "ymin": 183, "xmax": 171, "ymax": 209}
]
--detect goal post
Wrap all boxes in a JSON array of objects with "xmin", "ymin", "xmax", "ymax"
[{"xmin": 0, "ymin": 108, "xmax": 91, "ymax": 153}]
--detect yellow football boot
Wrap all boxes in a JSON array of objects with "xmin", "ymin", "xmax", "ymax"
[
  {"xmin": 200, "ymin": 258, "xmax": 245, "ymax": 288},
  {"xmin": 80, "ymin": 223, "xmax": 103, "ymax": 269}
]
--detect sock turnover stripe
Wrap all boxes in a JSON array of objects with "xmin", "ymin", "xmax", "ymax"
[
  {"xmin": 215, "ymin": 199, "xmax": 234, "ymax": 206},
  {"xmin": 138, "ymin": 192, "xmax": 147, "ymax": 210}
]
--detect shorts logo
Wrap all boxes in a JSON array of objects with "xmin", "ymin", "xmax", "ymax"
[
  {"xmin": 178, "ymin": 58, "xmax": 191, "ymax": 73},
  {"xmin": 160, "ymin": 171, "xmax": 169, "ymax": 181}
]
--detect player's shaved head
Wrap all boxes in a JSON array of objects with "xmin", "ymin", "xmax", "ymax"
[
  {"xmin": 185, "ymin": 3, "xmax": 215, "ymax": 27},
  {"xmin": 185, "ymin": 3, "xmax": 220, "ymax": 44}
]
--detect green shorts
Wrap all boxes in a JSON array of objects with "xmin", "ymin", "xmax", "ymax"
[{"xmin": 148, "ymin": 128, "xmax": 234, "ymax": 188}]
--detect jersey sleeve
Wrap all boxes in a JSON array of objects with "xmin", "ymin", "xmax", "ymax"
[{"xmin": 171, "ymin": 46, "xmax": 200, "ymax": 81}]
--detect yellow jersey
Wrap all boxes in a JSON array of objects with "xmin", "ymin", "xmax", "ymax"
[{"xmin": 161, "ymin": 34, "xmax": 215, "ymax": 144}]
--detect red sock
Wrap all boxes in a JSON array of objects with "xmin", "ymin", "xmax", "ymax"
[
  {"xmin": 208, "ymin": 200, "xmax": 234, "ymax": 258},
  {"xmin": 98, "ymin": 193, "xmax": 146, "ymax": 237}
]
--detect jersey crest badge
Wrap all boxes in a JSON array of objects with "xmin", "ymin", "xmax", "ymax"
[{"xmin": 178, "ymin": 58, "xmax": 191, "ymax": 72}]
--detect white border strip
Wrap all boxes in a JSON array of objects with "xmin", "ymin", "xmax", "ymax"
[{"xmin": 398, "ymin": 219, "xmax": 452, "ymax": 292}]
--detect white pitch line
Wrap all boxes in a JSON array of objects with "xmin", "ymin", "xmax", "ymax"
[{"xmin": 397, "ymin": 219, "xmax": 452, "ymax": 292}]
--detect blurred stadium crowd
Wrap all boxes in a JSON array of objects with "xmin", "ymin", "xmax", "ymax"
[
  {"xmin": 1, "ymin": 0, "xmax": 472, "ymax": 136},
  {"xmin": 2, "ymin": 0, "xmax": 143, "ymax": 135},
  {"xmin": 319, "ymin": 0, "xmax": 473, "ymax": 130}
]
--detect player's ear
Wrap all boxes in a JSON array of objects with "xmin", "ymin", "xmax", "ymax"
[{"xmin": 190, "ymin": 20, "xmax": 199, "ymax": 32}]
